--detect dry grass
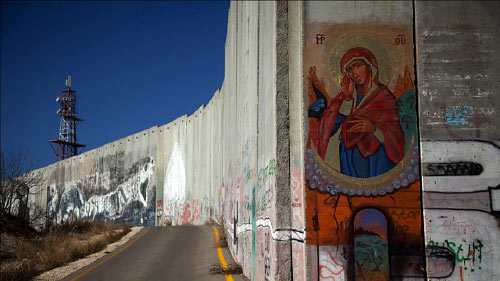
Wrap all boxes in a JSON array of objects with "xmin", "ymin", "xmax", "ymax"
[
  {"xmin": 0, "ymin": 220, "xmax": 130, "ymax": 281},
  {"xmin": 204, "ymin": 218, "xmax": 217, "ymax": 226},
  {"xmin": 214, "ymin": 226, "xmax": 228, "ymax": 248},
  {"xmin": 211, "ymin": 214, "xmax": 228, "ymax": 248},
  {"xmin": 209, "ymin": 263, "xmax": 243, "ymax": 275},
  {"xmin": 209, "ymin": 214, "xmax": 243, "ymax": 276}
]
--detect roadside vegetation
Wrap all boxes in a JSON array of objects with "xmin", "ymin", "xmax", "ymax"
[
  {"xmin": 210, "ymin": 263, "xmax": 244, "ymax": 275},
  {"xmin": 209, "ymin": 215, "xmax": 243, "ymax": 275},
  {"xmin": 214, "ymin": 223, "xmax": 228, "ymax": 248},
  {"xmin": 0, "ymin": 217, "xmax": 130, "ymax": 281},
  {"xmin": 0, "ymin": 150, "xmax": 131, "ymax": 281},
  {"xmin": 207, "ymin": 215, "xmax": 228, "ymax": 248}
]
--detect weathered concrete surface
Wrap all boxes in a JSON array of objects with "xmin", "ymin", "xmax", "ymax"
[
  {"xmin": 275, "ymin": 2, "xmax": 292, "ymax": 280},
  {"xmin": 416, "ymin": 1, "xmax": 500, "ymax": 280},
  {"xmin": 29, "ymin": 1, "xmax": 500, "ymax": 281},
  {"xmin": 416, "ymin": 1, "xmax": 500, "ymax": 143},
  {"xmin": 288, "ymin": 1, "xmax": 307, "ymax": 280},
  {"xmin": 37, "ymin": 127, "xmax": 157, "ymax": 226}
]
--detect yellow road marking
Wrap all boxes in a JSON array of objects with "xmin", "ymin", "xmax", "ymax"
[
  {"xmin": 213, "ymin": 226, "xmax": 235, "ymax": 281},
  {"xmin": 70, "ymin": 227, "xmax": 151, "ymax": 281}
]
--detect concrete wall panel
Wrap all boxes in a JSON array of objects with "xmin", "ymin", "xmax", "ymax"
[
  {"xmin": 36, "ymin": 127, "xmax": 157, "ymax": 227},
  {"xmin": 161, "ymin": 115, "xmax": 188, "ymax": 226},
  {"xmin": 289, "ymin": 2, "xmax": 307, "ymax": 280},
  {"xmin": 416, "ymin": 1, "xmax": 500, "ymax": 142},
  {"xmin": 416, "ymin": 1, "xmax": 500, "ymax": 280}
]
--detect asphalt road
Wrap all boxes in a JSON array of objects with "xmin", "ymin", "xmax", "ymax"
[{"xmin": 62, "ymin": 225, "xmax": 246, "ymax": 281}]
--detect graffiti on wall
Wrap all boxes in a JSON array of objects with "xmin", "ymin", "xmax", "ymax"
[
  {"xmin": 46, "ymin": 156, "xmax": 156, "ymax": 226},
  {"xmin": 304, "ymin": 22, "xmax": 425, "ymax": 280},
  {"xmin": 445, "ymin": 106, "xmax": 473, "ymax": 126},
  {"xmin": 423, "ymin": 162, "xmax": 483, "ymax": 177},
  {"xmin": 290, "ymin": 145, "xmax": 307, "ymax": 281},
  {"xmin": 319, "ymin": 250, "xmax": 345, "ymax": 280},
  {"xmin": 429, "ymin": 240, "xmax": 484, "ymax": 272},
  {"xmin": 162, "ymin": 142, "xmax": 187, "ymax": 225},
  {"xmin": 420, "ymin": 140, "xmax": 500, "ymax": 279},
  {"xmin": 426, "ymin": 245, "xmax": 456, "ymax": 278}
]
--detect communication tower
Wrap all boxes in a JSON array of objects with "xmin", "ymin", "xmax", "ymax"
[{"xmin": 49, "ymin": 75, "xmax": 86, "ymax": 161}]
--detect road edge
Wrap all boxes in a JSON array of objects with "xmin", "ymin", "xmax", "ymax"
[{"xmin": 34, "ymin": 226, "xmax": 144, "ymax": 281}]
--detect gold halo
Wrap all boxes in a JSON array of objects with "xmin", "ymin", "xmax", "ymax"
[{"xmin": 329, "ymin": 33, "xmax": 393, "ymax": 87}]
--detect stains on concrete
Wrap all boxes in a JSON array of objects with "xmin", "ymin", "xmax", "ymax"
[{"xmin": 46, "ymin": 156, "xmax": 155, "ymax": 226}]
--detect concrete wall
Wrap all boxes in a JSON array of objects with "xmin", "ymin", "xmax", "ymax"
[
  {"xmin": 29, "ymin": 1, "xmax": 500, "ymax": 281},
  {"xmin": 416, "ymin": 1, "xmax": 500, "ymax": 280},
  {"xmin": 37, "ymin": 126, "xmax": 157, "ymax": 226},
  {"xmin": 32, "ymin": 2, "xmax": 292, "ymax": 280},
  {"xmin": 157, "ymin": 3, "xmax": 296, "ymax": 280},
  {"xmin": 301, "ymin": 1, "xmax": 499, "ymax": 281}
]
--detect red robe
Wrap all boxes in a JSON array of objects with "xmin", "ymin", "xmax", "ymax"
[{"xmin": 318, "ymin": 84, "xmax": 405, "ymax": 165}]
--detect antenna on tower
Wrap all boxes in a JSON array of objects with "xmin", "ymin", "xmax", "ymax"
[
  {"xmin": 65, "ymin": 74, "xmax": 71, "ymax": 88},
  {"xmin": 49, "ymin": 75, "xmax": 85, "ymax": 161}
]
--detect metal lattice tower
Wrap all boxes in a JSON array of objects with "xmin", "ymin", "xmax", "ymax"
[{"xmin": 49, "ymin": 75, "xmax": 86, "ymax": 161}]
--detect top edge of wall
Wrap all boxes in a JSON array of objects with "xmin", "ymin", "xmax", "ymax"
[
  {"xmin": 304, "ymin": 1, "xmax": 413, "ymax": 26},
  {"xmin": 207, "ymin": 88, "xmax": 221, "ymax": 105},
  {"xmin": 32, "ymin": 2, "xmax": 233, "ymax": 174},
  {"xmin": 34, "ymin": 124, "xmax": 162, "ymax": 173}
]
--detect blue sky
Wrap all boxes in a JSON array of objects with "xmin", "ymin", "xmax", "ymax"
[{"xmin": 1, "ymin": 1, "xmax": 229, "ymax": 169}]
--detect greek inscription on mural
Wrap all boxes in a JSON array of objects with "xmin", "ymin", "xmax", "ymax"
[
  {"xmin": 394, "ymin": 34, "xmax": 406, "ymax": 45},
  {"xmin": 316, "ymin": 34, "xmax": 325, "ymax": 44}
]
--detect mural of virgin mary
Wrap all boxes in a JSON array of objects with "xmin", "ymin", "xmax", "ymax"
[{"xmin": 308, "ymin": 47, "xmax": 405, "ymax": 178}]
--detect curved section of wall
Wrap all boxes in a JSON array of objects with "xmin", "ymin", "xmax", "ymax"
[{"xmin": 37, "ymin": 127, "xmax": 158, "ymax": 226}]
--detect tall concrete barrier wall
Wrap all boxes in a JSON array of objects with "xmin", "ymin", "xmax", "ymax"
[
  {"xmin": 32, "ymin": 3, "xmax": 292, "ymax": 280},
  {"xmin": 301, "ymin": 1, "xmax": 499, "ymax": 281},
  {"xmin": 29, "ymin": 1, "xmax": 499, "ymax": 281},
  {"xmin": 416, "ymin": 2, "xmax": 500, "ymax": 280},
  {"xmin": 35, "ymin": 126, "xmax": 158, "ymax": 226}
]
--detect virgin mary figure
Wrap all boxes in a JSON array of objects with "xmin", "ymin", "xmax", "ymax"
[{"xmin": 308, "ymin": 47, "xmax": 405, "ymax": 178}]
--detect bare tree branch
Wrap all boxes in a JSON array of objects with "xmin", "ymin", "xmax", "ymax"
[{"xmin": 1, "ymin": 150, "xmax": 43, "ymax": 228}]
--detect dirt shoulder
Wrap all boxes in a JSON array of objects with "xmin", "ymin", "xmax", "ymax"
[
  {"xmin": 34, "ymin": 227, "xmax": 142, "ymax": 281},
  {"xmin": 0, "ymin": 220, "xmax": 134, "ymax": 281}
]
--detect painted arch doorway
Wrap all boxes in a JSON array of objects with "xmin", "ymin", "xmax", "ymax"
[{"xmin": 353, "ymin": 208, "xmax": 389, "ymax": 281}]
